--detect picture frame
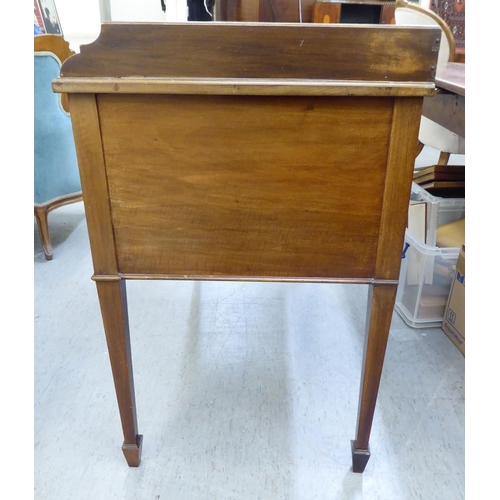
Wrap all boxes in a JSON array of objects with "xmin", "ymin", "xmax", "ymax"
[{"xmin": 34, "ymin": 0, "xmax": 63, "ymax": 36}]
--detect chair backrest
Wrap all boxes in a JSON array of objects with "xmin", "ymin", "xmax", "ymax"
[
  {"xmin": 34, "ymin": 35, "xmax": 81, "ymax": 205},
  {"xmin": 395, "ymin": 0, "xmax": 456, "ymax": 63}
]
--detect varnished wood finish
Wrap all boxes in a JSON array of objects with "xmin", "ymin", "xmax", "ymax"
[
  {"xmin": 99, "ymin": 93, "xmax": 392, "ymax": 279},
  {"xmin": 53, "ymin": 78, "xmax": 435, "ymax": 96},
  {"xmin": 395, "ymin": 3, "xmax": 463, "ymax": 159},
  {"xmin": 34, "ymin": 34, "xmax": 74, "ymax": 61},
  {"xmin": 354, "ymin": 284, "xmax": 397, "ymax": 456},
  {"xmin": 67, "ymin": 94, "xmax": 118, "ymax": 276},
  {"xmin": 95, "ymin": 280, "xmax": 142, "ymax": 466},
  {"xmin": 312, "ymin": 1, "xmax": 395, "ymax": 25},
  {"xmin": 215, "ymin": 0, "xmax": 318, "ymax": 22},
  {"xmin": 55, "ymin": 23, "xmax": 439, "ymax": 471},
  {"xmin": 395, "ymin": 0, "xmax": 457, "ymax": 62},
  {"xmin": 380, "ymin": 5, "xmax": 396, "ymax": 24},
  {"xmin": 313, "ymin": 3, "xmax": 341, "ymax": 23},
  {"xmin": 416, "ymin": 140, "xmax": 425, "ymax": 157},
  {"xmin": 34, "ymin": 193, "xmax": 83, "ymax": 260},
  {"xmin": 437, "ymin": 151, "xmax": 451, "ymax": 165},
  {"xmin": 34, "ymin": 206, "xmax": 53, "ymax": 260},
  {"xmin": 58, "ymin": 23, "xmax": 440, "ymax": 83},
  {"xmin": 69, "ymin": 94, "xmax": 143, "ymax": 461},
  {"xmin": 34, "ymin": 34, "xmax": 74, "ymax": 113},
  {"xmin": 422, "ymin": 92, "xmax": 465, "ymax": 138},
  {"xmin": 122, "ymin": 435, "xmax": 143, "ymax": 468},
  {"xmin": 215, "ymin": 0, "xmax": 260, "ymax": 21},
  {"xmin": 351, "ymin": 439, "xmax": 371, "ymax": 473},
  {"xmin": 374, "ymin": 97, "xmax": 422, "ymax": 279},
  {"xmin": 435, "ymin": 62, "xmax": 465, "ymax": 96},
  {"xmin": 97, "ymin": 274, "xmax": 399, "ymax": 285},
  {"xmin": 422, "ymin": 63, "xmax": 465, "ymax": 138},
  {"xmin": 259, "ymin": 0, "xmax": 317, "ymax": 22}
]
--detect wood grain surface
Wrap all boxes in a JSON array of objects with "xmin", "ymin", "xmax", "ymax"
[
  {"xmin": 59, "ymin": 23, "xmax": 440, "ymax": 83},
  {"xmin": 97, "ymin": 94, "xmax": 393, "ymax": 278},
  {"xmin": 53, "ymin": 77, "xmax": 435, "ymax": 96},
  {"xmin": 68, "ymin": 94, "xmax": 118, "ymax": 275},
  {"xmin": 56, "ymin": 22, "xmax": 440, "ymax": 471}
]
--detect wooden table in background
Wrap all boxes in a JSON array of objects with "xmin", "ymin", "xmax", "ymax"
[{"xmin": 422, "ymin": 62, "xmax": 465, "ymax": 138}]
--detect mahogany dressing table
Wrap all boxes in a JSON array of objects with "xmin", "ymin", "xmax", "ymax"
[{"xmin": 53, "ymin": 22, "xmax": 440, "ymax": 472}]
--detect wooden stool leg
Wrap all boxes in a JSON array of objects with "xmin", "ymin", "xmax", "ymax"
[
  {"xmin": 351, "ymin": 283, "xmax": 396, "ymax": 473},
  {"xmin": 437, "ymin": 151, "xmax": 450, "ymax": 165},
  {"xmin": 34, "ymin": 206, "xmax": 53, "ymax": 260},
  {"xmin": 95, "ymin": 279, "xmax": 143, "ymax": 466}
]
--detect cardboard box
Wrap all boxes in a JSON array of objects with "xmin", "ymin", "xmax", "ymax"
[{"xmin": 442, "ymin": 245, "xmax": 465, "ymax": 355}]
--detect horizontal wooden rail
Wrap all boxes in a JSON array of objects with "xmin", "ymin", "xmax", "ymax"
[
  {"xmin": 91, "ymin": 274, "xmax": 400, "ymax": 285},
  {"xmin": 53, "ymin": 77, "xmax": 435, "ymax": 96}
]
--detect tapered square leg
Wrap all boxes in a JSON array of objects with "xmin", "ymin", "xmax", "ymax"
[
  {"xmin": 122, "ymin": 434, "xmax": 143, "ymax": 467},
  {"xmin": 351, "ymin": 283, "xmax": 397, "ymax": 473},
  {"xmin": 351, "ymin": 440, "xmax": 370, "ymax": 473},
  {"xmin": 95, "ymin": 278, "xmax": 142, "ymax": 466}
]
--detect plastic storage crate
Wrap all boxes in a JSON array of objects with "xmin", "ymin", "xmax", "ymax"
[
  {"xmin": 395, "ymin": 184, "xmax": 465, "ymax": 328},
  {"xmin": 409, "ymin": 182, "xmax": 466, "ymax": 246}
]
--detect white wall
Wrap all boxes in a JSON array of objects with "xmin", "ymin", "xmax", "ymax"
[
  {"xmin": 110, "ymin": 0, "xmax": 167, "ymax": 22},
  {"xmin": 111, "ymin": 0, "xmax": 187, "ymax": 22},
  {"xmin": 52, "ymin": 0, "xmax": 187, "ymax": 51},
  {"xmin": 52, "ymin": 0, "xmax": 101, "ymax": 38},
  {"xmin": 164, "ymin": 0, "xmax": 189, "ymax": 22},
  {"xmin": 52, "ymin": 0, "xmax": 101, "ymax": 50}
]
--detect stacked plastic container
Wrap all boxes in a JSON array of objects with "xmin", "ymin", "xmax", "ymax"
[{"xmin": 395, "ymin": 183, "xmax": 465, "ymax": 328}]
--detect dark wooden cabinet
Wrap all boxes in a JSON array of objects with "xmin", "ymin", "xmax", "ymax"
[
  {"xmin": 313, "ymin": 1, "xmax": 396, "ymax": 25},
  {"xmin": 214, "ymin": 0, "xmax": 396, "ymax": 24},
  {"xmin": 214, "ymin": 0, "xmax": 317, "ymax": 22}
]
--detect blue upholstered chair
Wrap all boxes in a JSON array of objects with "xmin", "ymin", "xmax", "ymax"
[{"xmin": 34, "ymin": 35, "xmax": 82, "ymax": 260}]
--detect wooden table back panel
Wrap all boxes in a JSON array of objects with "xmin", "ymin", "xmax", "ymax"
[
  {"xmin": 99, "ymin": 94, "xmax": 392, "ymax": 278},
  {"xmin": 60, "ymin": 23, "xmax": 440, "ymax": 83}
]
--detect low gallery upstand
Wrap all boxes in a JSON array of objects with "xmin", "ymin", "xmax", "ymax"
[{"xmin": 54, "ymin": 22, "xmax": 440, "ymax": 472}]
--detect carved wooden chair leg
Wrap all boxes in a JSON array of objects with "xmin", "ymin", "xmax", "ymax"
[
  {"xmin": 95, "ymin": 278, "xmax": 143, "ymax": 466},
  {"xmin": 351, "ymin": 283, "xmax": 397, "ymax": 473},
  {"xmin": 437, "ymin": 151, "xmax": 450, "ymax": 165},
  {"xmin": 34, "ymin": 206, "xmax": 53, "ymax": 260}
]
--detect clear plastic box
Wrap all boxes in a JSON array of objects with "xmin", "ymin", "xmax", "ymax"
[
  {"xmin": 395, "ymin": 184, "xmax": 465, "ymax": 328},
  {"xmin": 409, "ymin": 182, "xmax": 465, "ymax": 245}
]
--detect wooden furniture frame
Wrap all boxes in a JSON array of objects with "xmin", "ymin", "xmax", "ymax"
[
  {"xmin": 396, "ymin": 0, "xmax": 458, "ymax": 59},
  {"xmin": 313, "ymin": 0, "xmax": 396, "ymax": 25},
  {"xmin": 34, "ymin": 193, "xmax": 83, "ymax": 260},
  {"xmin": 54, "ymin": 22, "xmax": 439, "ymax": 472},
  {"xmin": 214, "ymin": 0, "xmax": 318, "ymax": 22},
  {"xmin": 395, "ymin": 0, "xmax": 460, "ymax": 163},
  {"xmin": 34, "ymin": 34, "xmax": 82, "ymax": 260}
]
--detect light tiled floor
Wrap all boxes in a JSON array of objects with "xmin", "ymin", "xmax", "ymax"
[{"xmin": 34, "ymin": 148, "xmax": 465, "ymax": 499}]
